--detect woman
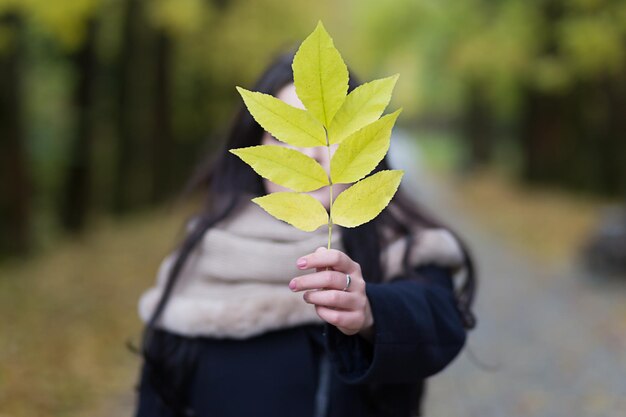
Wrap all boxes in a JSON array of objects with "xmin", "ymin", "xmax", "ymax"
[{"xmin": 132, "ymin": 48, "xmax": 477, "ymax": 417}]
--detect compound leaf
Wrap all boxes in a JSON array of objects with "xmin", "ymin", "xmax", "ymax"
[
  {"xmin": 231, "ymin": 20, "xmax": 405, "ymax": 240},
  {"xmin": 330, "ymin": 109, "xmax": 402, "ymax": 184},
  {"xmin": 252, "ymin": 192, "xmax": 329, "ymax": 232},
  {"xmin": 230, "ymin": 145, "xmax": 329, "ymax": 192},
  {"xmin": 328, "ymin": 74, "xmax": 399, "ymax": 145},
  {"xmin": 292, "ymin": 20, "xmax": 348, "ymax": 128},
  {"xmin": 331, "ymin": 170, "xmax": 404, "ymax": 228}
]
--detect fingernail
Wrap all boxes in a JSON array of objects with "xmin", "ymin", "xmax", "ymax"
[
  {"xmin": 296, "ymin": 258, "xmax": 307, "ymax": 268},
  {"xmin": 289, "ymin": 280, "xmax": 297, "ymax": 291}
]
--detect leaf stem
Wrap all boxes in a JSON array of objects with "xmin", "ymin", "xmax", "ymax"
[{"xmin": 326, "ymin": 132, "xmax": 333, "ymax": 250}]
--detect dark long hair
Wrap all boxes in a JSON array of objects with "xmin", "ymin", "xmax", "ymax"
[{"xmin": 132, "ymin": 47, "xmax": 477, "ymax": 417}]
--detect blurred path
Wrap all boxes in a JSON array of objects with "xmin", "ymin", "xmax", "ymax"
[{"xmin": 389, "ymin": 130, "xmax": 626, "ymax": 417}]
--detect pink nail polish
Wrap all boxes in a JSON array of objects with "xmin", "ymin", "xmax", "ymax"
[
  {"xmin": 289, "ymin": 280, "xmax": 296, "ymax": 290},
  {"xmin": 297, "ymin": 258, "xmax": 306, "ymax": 268}
]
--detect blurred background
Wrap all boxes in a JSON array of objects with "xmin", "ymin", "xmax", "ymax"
[{"xmin": 0, "ymin": 0, "xmax": 625, "ymax": 416}]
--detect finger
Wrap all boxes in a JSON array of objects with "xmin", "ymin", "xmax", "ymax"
[
  {"xmin": 296, "ymin": 246, "xmax": 326, "ymax": 270},
  {"xmin": 290, "ymin": 270, "xmax": 349, "ymax": 292},
  {"xmin": 315, "ymin": 305, "xmax": 361, "ymax": 332},
  {"xmin": 303, "ymin": 289, "xmax": 361, "ymax": 310},
  {"xmin": 296, "ymin": 247, "xmax": 360, "ymax": 275}
]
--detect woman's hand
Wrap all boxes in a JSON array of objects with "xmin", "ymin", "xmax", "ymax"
[{"xmin": 289, "ymin": 247, "xmax": 375, "ymax": 341}]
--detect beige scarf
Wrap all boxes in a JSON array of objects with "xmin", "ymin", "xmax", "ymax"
[{"xmin": 138, "ymin": 199, "xmax": 464, "ymax": 339}]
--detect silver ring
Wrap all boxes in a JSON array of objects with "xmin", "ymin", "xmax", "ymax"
[{"xmin": 342, "ymin": 274, "xmax": 351, "ymax": 291}]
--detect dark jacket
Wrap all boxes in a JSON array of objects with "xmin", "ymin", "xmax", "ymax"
[{"xmin": 133, "ymin": 264, "xmax": 466, "ymax": 417}]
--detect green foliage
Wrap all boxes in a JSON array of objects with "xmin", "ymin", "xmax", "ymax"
[
  {"xmin": 353, "ymin": 0, "xmax": 626, "ymax": 115},
  {"xmin": 559, "ymin": 15, "xmax": 625, "ymax": 78},
  {"xmin": 147, "ymin": 0, "xmax": 206, "ymax": 36},
  {"xmin": 230, "ymin": 21, "xmax": 404, "ymax": 243},
  {"xmin": 24, "ymin": 0, "xmax": 100, "ymax": 50}
]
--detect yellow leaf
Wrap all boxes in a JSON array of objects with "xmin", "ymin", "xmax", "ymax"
[
  {"xmin": 328, "ymin": 74, "xmax": 399, "ymax": 145},
  {"xmin": 229, "ymin": 145, "xmax": 329, "ymax": 192},
  {"xmin": 252, "ymin": 192, "xmax": 329, "ymax": 232},
  {"xmin": 331, "ymin": 170, "xmax": 404, "ymax": 228},
  {"xmin": 292, "ymin": 20, "xmax": 348, "ymax": 128},
  {"xmin": 330, "ymin": 109, "xmax": 402, "ymax": 184},
  {"xmin": 236, "ymin": 87, "xmax": 327, "ymax": 147}
]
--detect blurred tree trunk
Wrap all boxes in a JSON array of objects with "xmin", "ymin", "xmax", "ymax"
[
  {"xmin": 0, "ymin": 13, "xmax": 31, "ymax": 256},
  {"xmin": 150, "ymin": 30, "xmax": 174, "ymax": 204},
  {"xmin": 58, "ymin": 18, "xmax": 98, "ymax": 233},
  {"xmin": 521, "ymin": 74, "xmax": 625, "ymax": 197},
  {"xmin": 572, "ymin": 78, "xmax": 620, "ymax": 195},
  {"xmin": 462, "ymin": 81, "xmax": 494, "ymax": 169},
  {"xmin": 520, "ymin": 89, "xmax": 568, "ymax": 185},
  {"xmin": 112, "ymin": 0, "xmax": 138, "ymax": 214},
  {"xmin": 520, "ymin": 1, "xmax": 570, "ymax": 188},
  {"xmin": 602, "ymin": 74, "xmax": 626, "ymax": 198},
  {"xmin": 113, "ymin": 0, "xmax": 151, "ymax": 214}
]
